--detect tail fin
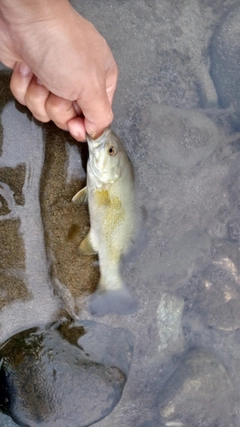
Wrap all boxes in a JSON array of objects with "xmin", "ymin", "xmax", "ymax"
[{"xmin": 89, "ymin": 285, "xmax": 137, "ymax": 316}]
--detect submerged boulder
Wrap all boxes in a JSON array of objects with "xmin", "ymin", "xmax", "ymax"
[{"xmin": 0, "ymin": 320, "xmax": 134, "ymax": 427}]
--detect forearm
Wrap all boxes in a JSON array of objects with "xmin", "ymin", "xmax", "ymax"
[
  {"xmin": 0, "ymin": 0, "xmax": 75, "ymax": 69},
  {"xmin": 0, "ymin": 0, "xmax": 70, "ymax": 27}
]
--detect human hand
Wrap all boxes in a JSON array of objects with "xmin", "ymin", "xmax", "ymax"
[{"xmin": 0, "ymin": 0, "xmax": 118, "ymax": 141}]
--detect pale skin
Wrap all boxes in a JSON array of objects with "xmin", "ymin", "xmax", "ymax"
[{"xmin": 0, "ymin": 0, "xmax": 118, "ymax": 141}]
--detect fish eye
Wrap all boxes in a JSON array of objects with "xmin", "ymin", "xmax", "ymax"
[{"xmin": 108, "ymin": 146, "xmax": 116, "ymax": 156}]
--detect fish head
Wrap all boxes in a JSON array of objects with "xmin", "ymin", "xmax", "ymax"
[{"xmin": 87, "ymin": 127, "xmax": 124, "ymax": 184}]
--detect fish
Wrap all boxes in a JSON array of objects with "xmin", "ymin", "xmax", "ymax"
[{"xmin": 72, "ymin": 127, "xmax": 137, "ymax": 316}]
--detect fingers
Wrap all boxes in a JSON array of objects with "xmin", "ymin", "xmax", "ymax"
[
  {"xmin": 76, "ymin": 64, "xmax": 118, "ymax": 139},
  {"xmin": 10, "ymin": 61, "xmax": 82, "ymax": 134},
  {"xmin": 68, "ymin": 64, "xmax": 118, "ymax": 141},
  {"xmin": 45, "ymin": 94, "xmax": 78, "ymax": 131},
  {"xmin": 10, "ymin": 58, "xmax": 118, "ymax": 142},
  {"xmin": 106, "ymin": 61, "xmax": 118, "ymax": 107},
  {"xmin": 25, "ymin": 77, "xmax": 50, "ymax": 122},
  {"xmin": 83, "ymin": 96, "xmax": 114, "ymax": 139},
  {"xmin": 11, "ymin": 62, "xmax": 50, "ymax": 122},
  {"xmin": 67, "ymin": 116, "xmax": 86, "ymax": 141},
  {"xmin": 10, "ymin": 62, "xmax": 34, "ymax": 106}
]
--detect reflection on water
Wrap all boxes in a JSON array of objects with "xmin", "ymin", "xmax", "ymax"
[{"xmin": 1, "ymin": 0, "xmax": 240, "ymax": 426}]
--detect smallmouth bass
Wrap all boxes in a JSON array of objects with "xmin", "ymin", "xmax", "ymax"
[{"xmin": 72, "ymin": 127, "xmax": 137, "ymax": 315}]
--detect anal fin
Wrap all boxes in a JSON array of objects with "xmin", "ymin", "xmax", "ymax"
[{"xmin": 78, "ymin": 233, "xmax": 97, "ymax": 256}]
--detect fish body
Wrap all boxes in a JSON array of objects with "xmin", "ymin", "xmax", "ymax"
[{"xmin": 72, "ymin": 127, "xmax": 137, "ymax": 315}]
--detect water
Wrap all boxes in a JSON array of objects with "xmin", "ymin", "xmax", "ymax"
[{"xmin": 1, "ymin": 0, "xmax": 240, "ymax": 426}]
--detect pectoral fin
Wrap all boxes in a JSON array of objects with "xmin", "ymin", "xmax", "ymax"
[
  {"xmin": 72, "ymin": 186, "xmax": 88, "ymax": 205},
  {"xmin": 78, "ymin": 233, "xmax": 97, "ymax": 256}
]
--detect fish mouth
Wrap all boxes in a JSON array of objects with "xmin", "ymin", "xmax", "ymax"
[
  {"xmin": 87, "ymin": 134, "xmax": 110, "ymax": 181},
  {"xmin": 86, "ymin": 127, "xmax": 111, "ymax": 148}
]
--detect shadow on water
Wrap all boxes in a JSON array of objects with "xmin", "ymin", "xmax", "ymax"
[{"xmin": 1, "ymin": 0, "xmax": 240, "ymax": 425}]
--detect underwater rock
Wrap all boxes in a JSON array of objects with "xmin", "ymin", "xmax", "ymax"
[
  {"xmin": 137, "ymin": 420, "xmax": 160, "ymax": 427},
  {"xmin": 141, "ymin": 228, "xmax": 211, "ymax": 291},
  {"xmin": 0, "ymin": 412, "xmax": 18, "ymax": 426},
  {"xmin": 140, "ymin": 106, "xmax": 219, "ymax": 170},
  {"xmin": 159, "ymin": 348, "xmax": 233, "ymax": 427},
  {"xmin": 210, "ymin": 5, "xmax": 240, "ymax": 121},
  {"xmin": 0, "ymin": 320, "xmax": 134, "ymax": 427},
  {"xmin": 157, "ymin": 292, "xmax": 185, "ymax": 357},
  {"xmin": 185, "ymin": 259, "xmax": 240, "ymax": 331}
]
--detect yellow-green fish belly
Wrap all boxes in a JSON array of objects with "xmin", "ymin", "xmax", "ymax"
[{"xmin": 90, "ymin": 184, "xmax": 135, "ymax": 262}]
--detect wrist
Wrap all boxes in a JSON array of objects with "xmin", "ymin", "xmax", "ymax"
[
  {"xmin": 0, "ymin": 0, "xmax": 70, "ymax": 26},
  {"xmin": 0, "ymin": 0, "xmax": 73, "ymax": 67}
]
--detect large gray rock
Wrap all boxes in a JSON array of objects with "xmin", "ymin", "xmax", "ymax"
[
  {"xmin": 0, "ymin": 413, "xmax": 18, "ymax": 427},
  {"xmin": 159, "ymin": 348, "xmax": 234, "ymax": 427},
  {"xmin": 210, "ymin": 5, "xmax": 240, "ymax": 120},
  {"xmin": 183, "ymin": 257, "xmax": 240, "ymax": 332},
  {"xmin": 133, "ymin": 106, "xmax": 220, "ymax": 170},
  {"xmin": 0, "ymin": 320, "xmax": 134, "ymax": 427},
  {"xmin": 201, "ymin": 261, "xmax": 240, "ymax": 331}
]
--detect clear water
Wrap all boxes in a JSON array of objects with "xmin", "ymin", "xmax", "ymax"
[{"xmin": 1, "ymin": 0, "xmax": 240, "ymax": 426}]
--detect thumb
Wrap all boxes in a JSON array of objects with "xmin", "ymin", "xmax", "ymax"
[{"xmin": 77, "ymin": 87, "xmax": 114, "ymax": 139}]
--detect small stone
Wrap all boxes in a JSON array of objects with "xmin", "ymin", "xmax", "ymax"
[
  {"xmin": 159, "ymin": 348, "xmax": 233, "ymax": 427},
  {"xmin": 157, "ymin": 293, "xmax": 185, "ymax": 357},
  {"xmin": 228, "ymin": 218, "xmax": 240, "ymax": 242}
]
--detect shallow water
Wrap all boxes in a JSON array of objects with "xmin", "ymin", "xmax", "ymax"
[{"xmin": 1, "ymin": 0, "xmax": 240, "ymax": 426}]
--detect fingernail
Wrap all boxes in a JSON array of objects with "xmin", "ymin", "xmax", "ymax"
[{"xmin": 18, "ymin": 62, "xmax": 31, "ymax": 77}]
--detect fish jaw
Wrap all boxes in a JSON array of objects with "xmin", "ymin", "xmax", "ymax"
[{"xmin": 88, "ymin": 156, "xmax": 121, "ymax": 184}]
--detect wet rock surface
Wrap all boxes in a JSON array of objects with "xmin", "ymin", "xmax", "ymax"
[
  {"xmin": 157, "ymin": 293, "xmax": 185, "ymax": 357},
  {"xmin": 0, "ymin": 320, "xmax": 133, "ymax": 427},
  {"xmin": 135, "ymin": 106, "xmax": 220, "ymax": 170},
  {"xmin": 210, "ymin": 3, "xmax": 240, "ymax": 122},
  {"xmin": 183, "ymin": 258, "xmax": 240, "ymax": 331},
  {"xmin": 159, "ymin": 348, "xmax": 234, "ymax": 427},
  {"xmin": 1, "ymin": 0, "xmax": 240, "ymax": 426}
]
